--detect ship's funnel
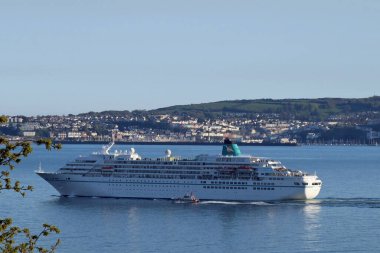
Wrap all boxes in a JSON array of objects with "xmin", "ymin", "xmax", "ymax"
[{"xmin": 222, "ymin": 138, "xmax": 241, "ymax": 156}]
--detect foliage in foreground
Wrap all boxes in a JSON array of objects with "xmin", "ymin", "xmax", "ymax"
[{"xmin": 1, "ymin": 115, "xmax": 61, "ymax": 253}]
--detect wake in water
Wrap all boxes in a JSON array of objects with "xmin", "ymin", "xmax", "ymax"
[
  {"xmin": 51, "ymin": 195, "xmax": 380, "ymax": 208},
  {"xmin": 192, "ymin": 198, "xmax": 380, "ymax": 208},
  {"xmin": 277, "ymin": 197, "xmax": 380, "ymax": 209},
  {"xmin": 197, "ymin": 198, "xmax": 380, "ymax": 208},
  {"xmin": 199, "ymin": 201, "xmax": 273, "ymax": 205},
  {"xmin": 315, "ymin": 197, "xmax": 380, "ymax": 208}
]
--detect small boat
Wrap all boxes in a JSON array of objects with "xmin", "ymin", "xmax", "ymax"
[{"xmin": 174, "ymin": 193, "xmax": 200, "ymax": 203}]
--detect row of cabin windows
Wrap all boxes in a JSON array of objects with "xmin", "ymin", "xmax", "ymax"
[
  {"xmin": 261, "ymin": 173, "xmax": 286, "ymax": 178},
  {"xmin": 108, "ymin": 184, "xmax": 191, "ymax": 189},
  {"xmin": 113, "ymin": 165, "xmax": 202, "ymax": 171},
  {"xmin": 267, "ymin": 177, "xmax": 285, "ymax": 180},
  {"xmin": 125, "ymin": 161, "xmax": 203, "ymax": 166},
  {"xmin": 253, "ymin": 182, "xmax": 275, "ymax": 186},
  {"xmin": 216, "ymin": 158, "xmax": 250, "ymax": 162},
  {"xmin": 61, "ymin": 168, "xmax": 89, "ymax": 171},
  {"xmin": 115, "ymin": 160, "xmax": 185, "ymax": 165},
  {"xmin": 121, "ymin": 165, "xmax": 255, "ymax": 171},
  {"xmin": 204, "ymin": 186, "xmax": 248, "ymax": 190},
  {"xmin": 109, "ymin": 179, "xmax": 195, "ymax": 184},
  {"xmin": 115, "ymin": 160, "xmax": 256, "ymax": 167},
  {"xmin": 210, "ymin": 181, "xmax": 248, "ymax": 185},
  {"xmin": 113, "ymin": 169, "xmax": 201, "ymax": 175},
  {"xmin": 66, "ymin": 164, "xmax": 93, "ymax": 167},
  {"xmin": 74, "ymin": 160, "xmax": 96, "ymax": 163},
  {"xmin": 253, "ymin": 187, "xmax": 275, "ymax": 191},
  {"xmin": 101, "ymin": 174, "xmax": 196, "ymax": 179},
  {"xmin": 115, "ymin": 161, "xmax": 205, "ymax": 166},
  {"xmin": 294, "ymin": 182, "xmax": 309, "ymax": 186}
]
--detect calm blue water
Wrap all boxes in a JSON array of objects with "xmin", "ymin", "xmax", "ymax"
[{"xmin": 1, "ymin": 144, "xmax": 380, "ymax": 253}]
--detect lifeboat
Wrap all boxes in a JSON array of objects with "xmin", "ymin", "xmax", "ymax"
[
  {"xmin": 101, "ymin": 166, "xmax": 114, "ymax": 175},
  {"xmin": 237, "ymin": 165, "xmax": 253, "ymax": 171}
]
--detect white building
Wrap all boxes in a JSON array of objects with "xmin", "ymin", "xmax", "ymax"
[
  {"xmin": 67, "ymin": 132, "xmax": 81, "ymax": 138},
  {"xmin": 23, "ymin": 131, "xmax": 36, "ymax": 137}
]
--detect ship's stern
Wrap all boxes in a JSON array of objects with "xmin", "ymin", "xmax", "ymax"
[{"xmin": 303, "ymin": 175, "xmax": 322, "ymax": 199}]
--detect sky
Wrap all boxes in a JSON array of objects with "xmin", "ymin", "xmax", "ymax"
[{"xmin": 1, "ymin": 0, "xmax": 379, "ymax": 116}]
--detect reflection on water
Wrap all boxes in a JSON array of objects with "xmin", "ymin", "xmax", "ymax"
[
  {"xmin": 302, "ymin": 203, "xmax": 322, "ymax": 250},
  {"xmin": 303, "ymin": 202, "xmax": 322, "ymax": 222},
  {"xmin": 126, "ymin": 206, "xmax": 141, "ymax": 253}
]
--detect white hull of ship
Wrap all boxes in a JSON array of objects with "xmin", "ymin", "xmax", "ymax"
[{"xmin": 37, "ymin": 172, "xmax": 321, "ymax": 201}]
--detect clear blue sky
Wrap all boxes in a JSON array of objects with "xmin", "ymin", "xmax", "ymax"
[{"xmin": 1, "ymin": 0, "xmax": 379, "ymax": 116}]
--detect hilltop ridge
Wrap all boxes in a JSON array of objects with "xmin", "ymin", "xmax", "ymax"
[
  {"xmin": 150, "ymin": 96, "xmax": 380, "ymax": 121},
  {"xmin": 77, "ymin": 96, "xmax": 380, "ymax": 121}
]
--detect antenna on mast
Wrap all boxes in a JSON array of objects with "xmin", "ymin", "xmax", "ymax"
[
  {"xmin": 102, "ymin": 130, "xmax": 116, "ymax": 155},
  {"xmin": 37, "ymin": 161, "xmax": 43, "ymax": 173}
]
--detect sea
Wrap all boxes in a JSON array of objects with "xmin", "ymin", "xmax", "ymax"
[{"xmin": 1, "ymin": 144, "xmax": 380, "ymax": 253}]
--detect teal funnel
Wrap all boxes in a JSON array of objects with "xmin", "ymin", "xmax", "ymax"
[{"xmin": 222, "ymin": 139, "xmax": 241, "ymax": 156}]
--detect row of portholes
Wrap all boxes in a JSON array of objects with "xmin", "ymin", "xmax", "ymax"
[
  {"xmin": 203, "ymin": 186, "xmax": 248, "ymax": 190},
  {"xmin": 108, "ymin": 184, "xmax": 191, "ymax": 188},
  {"xmin": 253, "ymin": 187, "xmax": 275, "ymax": 190}
]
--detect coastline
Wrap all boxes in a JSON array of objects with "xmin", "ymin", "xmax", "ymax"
[
  {"xmin": 57, "ymin": 140, "xmax": 298, "ymax": 146},
  {"xmin": 11, "ymin": 138, "xmax": 378, "ymax": 146},
  {"xmin": 54, "ymin": 141, "xmax": 379, "ymax": 146}
]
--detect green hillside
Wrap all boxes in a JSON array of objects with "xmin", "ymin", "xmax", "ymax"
[{"xmin": 151, "ymin": 96, "xmax": 380, "ymax": 120}]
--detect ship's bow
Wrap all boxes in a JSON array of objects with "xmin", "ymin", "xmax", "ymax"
[{"xmin": 36, "ymin": 172, "xmax": 70, "ymax": 196}]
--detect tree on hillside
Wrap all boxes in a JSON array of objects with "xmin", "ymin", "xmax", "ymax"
[{"xmin": 0, "ymin": 115, "xmax": 61, "ymax": 253}]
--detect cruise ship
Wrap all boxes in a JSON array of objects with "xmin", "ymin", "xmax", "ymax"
[{"xmin": 37, "ymin": 139, "xmax": 322, "ymax": 201}]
